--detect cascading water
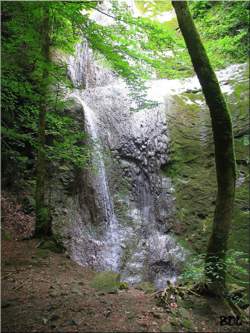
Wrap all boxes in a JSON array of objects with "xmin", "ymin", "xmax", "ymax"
[
  {"xmin": 40, "ymin": 0, "xmax": 248, "ymax": 291},
  {"xmin": 75, "ymin": 96, "xmax": 114, "ymax": 224},
  {"xmin": 71, "ymin": 92, "xmax": 124, "ymax": 272},
  {"xmin": 65, "ymin": 27, "xmax": 247, "ymax": 288},
  {"xmin": 67, "ymin": 57, "xmax": 186, "ymax": 288},
  {"xmin": 63, "ymin": 1, "xmax": 185, "ymax": 287}
]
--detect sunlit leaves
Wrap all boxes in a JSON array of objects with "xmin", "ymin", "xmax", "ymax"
[{"xmin": 190, "ymin": 1, "xmax": 249, "ymax": 66}]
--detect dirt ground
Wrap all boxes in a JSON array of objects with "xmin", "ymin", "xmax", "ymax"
[
  {"xmin": 1, "ymin": 239, "xmax": 249, "ymax": 333},
  {"xmin": 2, "ymin": 239, "xmax": 173, "ymax": 333},
  {"xmin": 1, "ymin": 193, "xmax": 249, "ymax": 333}
]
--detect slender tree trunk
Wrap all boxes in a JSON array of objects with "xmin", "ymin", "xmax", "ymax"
[
  {"xmin": 35, "ymin": 4, "xmax": 51, "ymax": 237},
  {"xmin": 172, "ymin": 1, "xmax": 236, "ymax": 292}
]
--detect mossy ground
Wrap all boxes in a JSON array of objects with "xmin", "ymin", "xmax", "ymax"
[
  {"xmin": 91, "ymin": 271, "xmax": 121, "ymax": 294},
  {"xmin": 135, "ymin": 281, "xmax": 156, "ymax": 294}
]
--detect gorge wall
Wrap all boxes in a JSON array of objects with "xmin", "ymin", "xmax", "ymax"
[
  {"xmin": 51, "ymin": 34, "xmax": 185, "ymax": 289},
  {"xmin": 50, "ymin": 1, "xmax": 249, "ymax": 289}
]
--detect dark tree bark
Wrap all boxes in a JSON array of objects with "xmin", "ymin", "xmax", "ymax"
[
  {"xmin": 35, "ymin": 4, "xmax": 51, "ymax": 237},
  {"xmin": 172, "ymin": 1, "xmax": 236, "ymax": 292}
]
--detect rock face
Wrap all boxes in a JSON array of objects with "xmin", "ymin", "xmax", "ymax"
[
  {"xmin": 163, "ymin": 62, "xmax": 249, "ymax": 259},
  {"xmin": 50, "ymin": 0, "xmax": 248, "ymax": 288},
  {"xmin": 52, "ymin": 50, "xmax": 248, "ymax": 288},
  {"xmin": 67, "ymin": 41, "xmax": 116, "ymax": 89},
  {"xmin": 51, "ymin": 34, "xmax": 185, "ymax": 289},
  {"xmin": 81, "ymin": 81, "xmax": 184, "ymax": 288}
]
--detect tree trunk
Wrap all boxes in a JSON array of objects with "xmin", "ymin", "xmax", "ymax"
[
  {"xmin": 172, "ymin": 1, "xmax": 236, "ymax": 292},
  {"xmin": 35, "ymin": 4, "xmax": 51, "ymax": 237}
]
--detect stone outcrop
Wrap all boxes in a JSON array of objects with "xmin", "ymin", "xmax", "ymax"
[
  {"xmin": 50, "ymin": 35, "xmax": 185, "ymax": 288},
  {"xmin": 51, "ymin": 2, "xmax": 185, "ymax": 289},
  {"xmin": 67, "ymin": 41, "xmax": 116, "ymax": 89}
]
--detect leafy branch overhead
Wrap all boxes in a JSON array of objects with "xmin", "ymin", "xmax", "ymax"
[{"xmin": 1, "ymin": 0, "xmax": 177, "ymax": 181}]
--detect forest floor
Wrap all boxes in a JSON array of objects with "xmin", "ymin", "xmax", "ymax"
[
  {"xmin": 1, "ymin": 194, "xmax": 249, "ymax": 333},
  {"xmin": 2, "ymin": 239, "xmax": 249, "ymax": 333}
]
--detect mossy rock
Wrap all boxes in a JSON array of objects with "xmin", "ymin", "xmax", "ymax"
[
  {"xmin": 2, "ymin": 231, "xmax": 12, "ymax": 241},
  {"xmin": 36, "ymin": 249, "xmax": 50, "ymax": 258},
  {"xmin": 119, "ymin": 281, "xmax": 129, "ymax": 290},
  {"xmin": 39, "ymin": 239, "xmax": 65, "ymax": 254},
  {"xmin": 160, "ymin": 322, "xmax": 175, "ymax": 332},
  {"xmin": 181, "ymin": 318, "xmax": 194, "ymax": 330},
  {"xmin": 91, "ymin": 271, "xmax": 121, "ymax": 294},
  {"xmin": 135, "ymin": 281, "xmax": 156, "ymax": 294},
  {"xmin": 167, "ymin": 74, "xmax": 249, "ymax": 287}
]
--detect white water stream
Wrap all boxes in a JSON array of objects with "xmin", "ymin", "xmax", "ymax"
[{"xmin": 72, "ymin": 93, "xmax": 124, "ymax": 272}]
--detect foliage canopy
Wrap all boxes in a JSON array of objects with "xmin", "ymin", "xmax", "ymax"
[{"xmin": 2, "ymin": 0, "xmax": 248, "ymax": 189}]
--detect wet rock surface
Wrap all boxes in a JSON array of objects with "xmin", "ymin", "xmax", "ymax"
[
  {"xmin": 51, "ymin": 34, "xmax": 185, "ymax": 288},
  {"xmin": 67, "ymin": 79, "xmax": 184, "ymax": 288},
  {"xmin": 51, "ymin": 16, "xmax": 248, "ymax": 290}
]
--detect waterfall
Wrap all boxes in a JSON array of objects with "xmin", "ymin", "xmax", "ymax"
[
  {"xmin": 50, "ymin": 0, "xmax": 248, "ymax": 290},
  {"xmin": 73, "ymin": 95, "xmax": 114, "ymax": 224},
  {"xmin": 71, "ymin": 93, "xmax": 123, "ymax": 272},
  {"xmin": 67, "ymin": 74, "xmax": 186, "ymax": 288},
  {"xmin": 65, "ymin": 1, "xmax": 187, "ymax": 289},
  {"xmin": 66, "ymin": 50, "xmax": 247, "ymax": 287}
]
